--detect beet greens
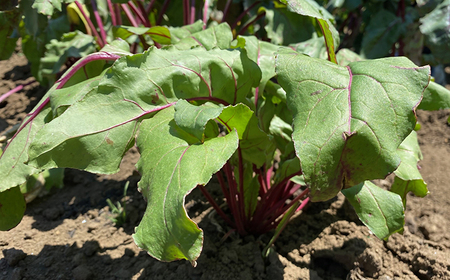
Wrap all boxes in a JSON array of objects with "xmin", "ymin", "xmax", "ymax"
[{"xmin": 2, "ymin": 0, "xmax": 450, "ymax": 266}]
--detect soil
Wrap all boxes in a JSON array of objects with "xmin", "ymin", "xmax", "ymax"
[{"xmin": 1, "ymin": 50, "xmax": 449, "ymax": 280}]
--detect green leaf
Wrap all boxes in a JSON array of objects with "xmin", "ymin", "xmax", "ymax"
[
  {"xmin": 168, "ymin": 20, "xmax": 204, "ymax": 43},
  {"xmin": 218, "ymin": 104, "xmax": 274, "ymax": 167},
  {"xmin": 283, "ymin": 0, "xmax": 340, "ymax": 62},
  {"xmin": 420, "ymin": 0, "xmax": 450, "ymax": 64},
  {"xmin": 39, "ymin": 31, "xmax": 96, "ymax": 84},
  {"xmin": 133, "ymin": 107, "xmax": 239, "ymax": 265},
  {"xmin": 291, "ymin": 36, "xmax": 328, "ymax": 60},
  {"xmin": 264, "ymin": 7, "xmax": 316, "ymax": 45},
  {"xmin": 0, "ymin": 186, "xmax": 26, "ymax": 231},
  {"xmin": 342, "ymin": 181, "xmax": 404, "ymax": 240},
  {"xmin": 391, "ymin": 131, "xmax": 428, "ymax": 207},
  {"xmin": 174, "ymin": 100, "xmax": 223, "ymax": 142},
  {"xmin": 276, "ymin": 50, "xmax": 430, "ymax": 202},
  {"xmin": 113, "ymin": 25, "xmax": 171, "ymax": 45},
  {"xmin": 0, "ymin": 103, "xmax": 51, "ymax": 192},
  {"xmin": 173, "ymin": 22, "xmax": 233, "ymax": 50},
  {"xmin": 361, "ymin": 9, "xmax": 404, "ymax": 59},
  {"xmin": 32, "ymin": 0, "xmax": 63, "ymax": 16},
  {"xmin": 336, "ymin": 48, "xmax": 364, "ymax": 66},
  {"xmin": 27, "ymin": 47, "xmax": 260, "ymax": 173},
  {"xmin": 418, "ymin": 81, "xmax": 450, "ymax": 110}
]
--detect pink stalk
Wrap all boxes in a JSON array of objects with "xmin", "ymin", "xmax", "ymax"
[
  {"xmin": 115, "ymin": 3, "xmax": 122, "ymax": 25},
  {"xmin": 1, "ymin": 52, "xmax": 121, "ymax": 155},
  {"xmin": 74, "ymin": 1, "xmax": 104, "ymax": 48},
  {"xmin": 190, "ymin": 0, "xmax": 196, "ymax": 25},
  {"xmin": 0, "ymin": 80, "xmax": 35, "ymax": 104},
  {"xmin": 121, "ymin": 3, "xmax": 139, "ymax": 27},
  {"xmin": 128, "ymin": 1, "xmax": 150, "ymax": 27},
  {"xmin": 106, "ymin": 0, "xmax": 117, "ymax": 26},
  {"xmin": 202, "ymin": 0, "xmax": 209, "ymax": 29},
  {"xmin": 136, "ymin": 0, "xmax": 151, "ymax": 26},
  {"xmin": 183, "ymin": 0, "xmax": 190, "ymax": 25},
  {"xmin": 90, "ymin": 0, "xmax": 107, "ymax": 45}
]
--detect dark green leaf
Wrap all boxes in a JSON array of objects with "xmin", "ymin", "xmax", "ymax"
[
  {"xmin": 276, "ymin": 50, "xmax": 430, "ymax": 201},
  {"xmin": 391, "ymin": 131, "xmax": 428, "ymax": 207},
  {"xmin": 342, "ymin": 181, "xmax": 404, "ymax": 240},
  {"xmin": 361, "ymin": 9, "xmax": 404, "ymax": 59},
  {"xmin": 133, "ymin": 107, "xmax": 239, "ymax": 265},
  {"xmin": 0, "ymin": 11, "xmax": 20, "ymax": 60},
  {"xmin": 174, "ymin": 100, "xmax": 223, "ymax": 142},
  {"xmin": 0, "ymin": 186, "xmax": 26, "ymax": 231},
  {"xmin": 418, "ymin": 81, "xmax": 450, "ymax": 111}
]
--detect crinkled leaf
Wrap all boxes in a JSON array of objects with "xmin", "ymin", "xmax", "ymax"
[
  {"xmin": 420, "ymin": 0, "xmax": 450, "ymax": 65},
  {"xmin": 342, "ymin": 181, "xmax": 404, "ymax": 240},
  {"xmin": 418, "ymin": 81, "xmax": 450, "ymax": 110},
  {"xmin": 27, "ymin": 48, "xmax": 260, "ymax": 173},
  {"xmin": 276, "ymin": 50, "xmax": 430, "ymax": 201},
  {"xmin": 173, "ymin": 22, "xmax": 233, "ymax": 50},
  {"xmin": 291, "ymin": 36, "xmax": 328, "ymax": 60},
  {"xmin": 391, "ymin": 131, "xmax": 428, "ymax": 207},
  {"xmin": 39, "ymin": 31, "xmax": 96, "ymax": 83},
  {"xmin": 218, "ymin": 104, "xmax": 274, "ymax": 167},
  {"xmin": 283, "ymin": 0, "xmax": 340, "ymax": 62},
  {"xmin": 133, "ymin": 107, "xmax": 238, "ymax": 265},
  {"xmin": 273, "ymin": 157, "xmax": 301, "ymax": 185},
  {"xmin": 32, "ymin": 0, "xmax": 63, "ymax": 15},
  {"xmin": 336, "ymin": 48, "xmax": 364, "ymax": 66},
  {"xmin": 361, "ymin": 9, "xmax": 404, "ymax": 59},
  {"xmin": 0, "ymin": 186, "xmax": 26, "ymax": 231},
  {"xmin": 238, "ymin": 36, "xmax": 288, "ymax": 94},
  {"xmin": 174, "ymin": 100, "xmax": 223, "ymax": 142},
  {"xmin": 113, "ymin": 25, "xmax": 171, "ymax": 45},
  {"xmin": 0, "ymin": 103, "xmax": 51, "ymax": 192},
  {"xmin": 169, "ymin": 20, "xmax": 204, "ymax": 43},
  {"xmin": 264, "ymin": 7, "xmax": 316, "ymax": 45}
]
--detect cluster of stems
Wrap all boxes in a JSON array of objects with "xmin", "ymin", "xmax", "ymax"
[{"xmin": 199, "ymin": 153, "xmax": 310, "ymax": 236}]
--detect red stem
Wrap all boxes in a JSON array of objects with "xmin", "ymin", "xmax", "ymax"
[
  {"xmin": 231, "ymin": 1, "xmax": 261, "ymax": 30},
  {"xmin": 224, "ymin": 162, "xmax": 247, "ymax": 235},
  {"xmin": 136, "ymin": 0, "xmax": 151, "ymax": 26},
  {"xmin": 106, "ymin": 0, "xmax": 117, "ymax": 26},
  {"xmin": 183, "ymin": 0, "xmax": 190, "ymax": 25},
  {"xmin": 157, "ymin": 0, "xmax": 171, "ymax": 25},
  {"xmin": 0, "ymin": 80, "xmax": 35, "ymax": 104},
  {"xmin": 202, "ymin": 0, "xmax": 209, "ymax": 29},
  {"xmin": 216, "ymin": 170, "xmax": 231, "ymax": 204},
  {"xmin": 146, "ymin": 0, "xmax": 157, "ymax": 15},
  {"xmin": 75, "ymin": 1, "xmax": 104, "ymax": 48},
  {"xmin": 115, "ymin": 3, "xmax": 122, "ymax": 25},
  {"xmin": 221, "ymin": 0, "xmax": 232, "ymax": 23},
  {"xmin": 90, "ymin": 0, "xmax": 107, "ymax": 45},
  {"xmin": 190, "ymin": 0, "xmax": 196, "ymax": 25},
  {"xmin": 128, "ymin": 1, "xmax": 150, "ymax": 27},
  {"xmin": 237, "ymin": 11, "xmax": 266, "ymax": 36},
  {"xmin": 237, "ymin": 148, "xmax": 246, "ymax": 222},
  {"xmin": 198, "ymin": 185, "xmax": 235, "ymax": 228}
]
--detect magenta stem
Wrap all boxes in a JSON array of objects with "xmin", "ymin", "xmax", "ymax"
[
  {"xmin": 190, "ymin": 0, "xmax": 196, "ymax": 25},
  {"xmin": 106, "ymin": 0, "xmax": 117, "ymax": 26},
  {"xmin": 156, "ymin": 0, "xmax": 171, "ymax": 25},
  {"xmin": 128, "ymin": 1, "xmax": 150, "ymax": 27},
  {"xmin": 202, "ymin": 0, "xmax": 209, "ymax": 29},
  {"xmin": 221, "ymin": 0, "xmax": 232, "ymax": 23},
  {"xmin": 231, "ymin": 1, "xmax": 261, "ymax": 30},
  {"xmin": 75, "ymin": 1, "xmax": 104, "ymax": 48},
  {"xmin": 198, "ymin": 185, "xmax": 235, "ymax": 228},
  {"xmin": 0, "ymin": 80, "xmax": 35, "ymax": 104},
  {"xmin": 91, "ymin": 0, "xmax": 107, "ymax": 45}
]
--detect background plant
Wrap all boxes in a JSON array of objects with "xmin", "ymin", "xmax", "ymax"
[{"xmin": 1, "ymin": 0, "xmax": 450, "ymax": 266}]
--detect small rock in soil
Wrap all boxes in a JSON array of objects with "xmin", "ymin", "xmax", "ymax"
[
  {"xmin": 3, "ymin": 248, "xmax": 27, "ymax": 266},
  {"xmin": 43, "ymin": 207, "xmax": 62, "ymax": 220},
  {"xmin": 72, "ymin": 264, "xmax": 93, "ymax": 280},
  {"xmin": 82, "ymin": 241, "xmax": 100, "ymax": 257}
]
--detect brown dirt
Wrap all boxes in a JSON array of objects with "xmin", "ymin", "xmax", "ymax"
[{"xmin": 1, "ymin": 50, "xmax": 449, "ymax": 280}]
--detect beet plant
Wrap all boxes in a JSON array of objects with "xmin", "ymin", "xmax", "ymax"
[{"xmin": 1, "ymin": 0, "xmax": 450, "ymax": 266}]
